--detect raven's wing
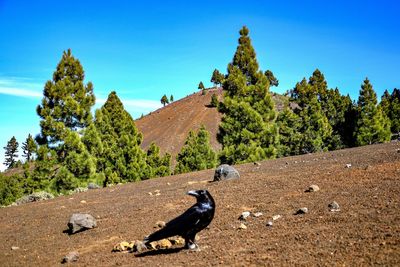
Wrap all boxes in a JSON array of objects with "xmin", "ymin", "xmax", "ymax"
[{"xmin": 144, "ymin": 204, "xmax": 203, "ymax": 243}]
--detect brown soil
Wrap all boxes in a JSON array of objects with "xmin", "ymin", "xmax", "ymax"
[{"xmin": 1, "ymin": 142, "xmax": 399, "ymax": 266}]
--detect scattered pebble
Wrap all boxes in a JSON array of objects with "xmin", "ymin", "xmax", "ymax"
[
  {"xmin": 62, "ymin": 251, "xmax": 79, "ymax": 264},
  {"xmin": 295, "ymin": 207, "xmax": 308, "ymax": 215},
  {"xmin": 346, "ymin": 163, "xmax": 352, "ymax": 168},
  {"xmin": 148, "ymin": 192, "xmax": 153, "ymax": 196},
  {"xmin": 80, "ymin": 200, "xmax": 87, "ymax": 204},
  {"xmin": 272, "ymin": 215, "xmax": 282, "ymax": 221},
  {"xmin": 239, "ymin": 211, "xmax": 251, "ymax": 220},
  {"xmin": 169, "ymin": 236, "xmax": 185, "ymax": 246},
  {"xmin": 155, "ymin": 221, "xmax": 166, "ymax": 228},
  {"xmin": 112, "ymin": 241, "xmax": 134, "ymax": 252},
  {"xmin": 134, "ymin": 240, "xmax": 147, "ymax": 253},
  {"xmin": 155, "ymin": 239, "xmax": 172, "ymax": 249},
  {"xmin": 306, "ymin": 184, "xmax": 320, "ymax": 192},
  {"xmin": 328, "ymin": 201, "xmax": 340, "ymax": 212},
  {"xmin": 253, "ymin": 212, "xmax": 263, "ymax": 218},
  {"xmin": 11, "ymin": 246, "xmax": 19, "ymax": 250},
  {"xmin": 266, "ymin": 221, "xmax": 273, "ymax": 227},
  {"xmin": 239, "ymin": 223, "xmax": 247, "ymax": 230},
  {"xmin": 167, "ymin": 182, "xmax": 171, "ymax": 186},
  {"xmin": 253, "ymin": 162, "xmax": 261, "ymax": 166}
]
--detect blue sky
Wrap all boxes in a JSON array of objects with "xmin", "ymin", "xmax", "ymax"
[{"xmin": 0, "ymin": 0, "xmax": 399, "ymax": 171}]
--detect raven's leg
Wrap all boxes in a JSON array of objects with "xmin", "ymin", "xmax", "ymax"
[{"xmin": 185, "ymin": 233, "xmax": 198, "ymax": 250}]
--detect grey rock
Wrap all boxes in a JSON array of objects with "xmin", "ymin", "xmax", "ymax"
[
  {"xmin": 73, "ymin": 187, "xmax": 88, "ymax": 193},
  {"xmin": 253, "ymin": 212, "xmax": 263, "ymax": 218},
  {"xmin": 305, "ymin": 184, "xmax": 320, "ymax": 193},
  {"xmin": 239, "ymin": 211, "xmax": 251, "ymax": 220},
  {"xmin": 328, "ymin": 201, "xmax": 340, "ymax": 212},
  {"xmin": 14, "ymin": 191, "xmax": 54, "ymax": 205},
  {"xmin": 295, "ymin": 207, "xmax": 308, "ymax": 215},
  {"xmin": 68, "ymin": 213, "xmax": 97, "ymax": 234},
  {"xmin": 213, "ymin": 164, "xmax": 240, "ymax": 181},
  {"xmin": 88, "ymin": 183, "xmax": 101, "ymax": 189},
  {"xmin": 62, "ymin": 251, "xmax": 79, "ymax": 264}
]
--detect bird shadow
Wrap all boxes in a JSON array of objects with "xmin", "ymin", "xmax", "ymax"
[{"xmin": 134, "ymin": 247, "xmax": 185, "ymax": 257}]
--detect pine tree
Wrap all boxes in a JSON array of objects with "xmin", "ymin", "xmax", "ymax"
[
  {"xmin": 161, "ymin": 94, "xmax": 169, "ymax": 106},
  {"xmin": 94, "ymin": 91, "xmax": 148, "ymax": 185},
  {"xmin": 354, "ymin": 78, "xmax": 391, "ymax": 145},
  {"xmin": 218, "ymin": 26, "xmax": 278, "ymax": 164},
  {"xmin": 4, "ymin": 136, "xmax": 19, "ymax": 169},
  {"xmin": 198, "ymin": 81, "xmax": 205, "ymax": 90},
  {"xmin": 145, "ymin": 142, "xmax": 171, "ymax": 178},
  {"xmin": 175, "ymin": 126, "xmax": 216, "ymax": 174},
  {"xmin": 276, "ymin": 108, "xmax": 302, "ymax": 156},
  {"xmin": 211, "ymin": 69, "xmax": 224, "ymax": 88},
  {"xmin": 210, "ymin": 93, "xmax": 219, "ymax": 107},
  {"xmin": 36, "ymin": 49, "xmax": 95, "ymax": 149},
  {"xmin": 264, "ymin": 70, "xmax": 279, "ymax": 87},
  {"xmin": 170, "ymin": 95, "xmax": 174, "ymax": 102},
  {"xmin": 22, "ymin": 134, "xmax": 37, "ymax": 162},
  {"xmin": 380, "ymin": 88, "xmax": 400, "ymax": 136}
]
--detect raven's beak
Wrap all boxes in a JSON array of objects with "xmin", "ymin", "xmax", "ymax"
[{"xmin": 187, "ymin": 190, "xmax": 199, "ymax": 197}]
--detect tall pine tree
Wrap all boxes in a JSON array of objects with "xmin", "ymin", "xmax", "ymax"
[
  {"xmin": 3, "ymin": 136, "xmax": 19, "ymax": 169},
  {"xmin": 94, "ymin": 91, "xmax": 148, "ymax": 185},
  {"xmin": 354, "ymin": 78, "xmax": 391, "ymax": 145},
  {"xmin": 218, "ymin": 26, "xmax": 278, "ymax": 164},
  {"xmin": 36, "ymin": 49, "xmax": 95, "ymax": 150},
  {"xmin": 145, "ymin": 142, "xmax": 171, "ymax": 178},
  {"xmin": 22, "ymin": 134, "xmax": 37, "ymax": 162}
]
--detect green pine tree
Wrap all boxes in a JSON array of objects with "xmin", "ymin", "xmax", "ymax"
[
  {"xmin": 161, "ymin": 94, "xmax": 169, "ymax": 106},
  {"xmin": 36, "ymin": 49, "xmax": 95, "ymax": 150},
  {"xmin": 170, "ymin": 95, "xmax": 174, "ymax": 102},
  {"xmin": 210, "ymin": 93, "xmax": 219, "ymax": 108},
  {"xmin": 380, "ymin": 88, "xmax": 400, "ymax": 136},
  {"xmin": 276, "ymin": 108, "xmax": 302, "ymax": 157},
  {"xmin": 211, "ymin": 69, "xmax": 224, "ymax": 88},
  {"xmin": 354, "ymin": 78, "xmax": 391, "ymax": 146},
  {"xmin": 145, "ymin": 142, "xmax": 171, "ymax": 178},
  {"xmin": 175, "ymin": 126, "xmax": 217, "ymax": 174},
  {"xmin": 3, "ymin": 136, "xmax": 19, "ymax": 169},
  {"xmin": 264, "ymin": 70, "xmax": 279, "ymax": 87},
  {"xmin": 198, "ymin": 81, "xmax": 205, "ymax": 90},
  {"xmin": 94, "ymin": 91, "xmax": 148, "ymax": 186},
  {"xmin": 22, "ymin": 134, "xmax": 37, "ymax": 162},
  {"xmin": 218, "ymin": 26, "xmax": 279, "ymax": 164}
]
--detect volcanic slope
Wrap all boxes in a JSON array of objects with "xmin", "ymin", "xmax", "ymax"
[
  {"xmin": 0, "ymin": 141, "xmax": 399, "ymax": 266},
  {"xmin": 135, "ymin": 88, "xmax": 288, "ymax": 166}
]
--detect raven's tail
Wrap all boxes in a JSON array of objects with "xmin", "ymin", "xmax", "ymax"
[{"xmin": 143, "ymin": 227, "xmax": 170, "ymax": 245}]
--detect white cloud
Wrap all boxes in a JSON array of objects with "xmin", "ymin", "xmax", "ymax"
[{"xmin": 0, "ymin": 77, "xmax": 42, "ymax": 98}]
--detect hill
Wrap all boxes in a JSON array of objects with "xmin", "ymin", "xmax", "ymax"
[
  {"xmin": 1, "ymin": 141, "xmax": 399, "ymax": 266},
  {"xmin": 135, "ymin": 88, "xmax": 288, "ymax": 166}
]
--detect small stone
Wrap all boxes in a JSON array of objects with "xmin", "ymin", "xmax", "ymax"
[
  {"xmin": 134, "ymin": 240, "xmax": 147, "ymax": 253},
  {"xmin": 167, "ymin": 182, "xmax": 171, "ymax": 186},
  {"xmin": 253, "ymin": 212, "xmax": 263, "ymax": 218},
  {"xmin": 62, "ymin": 251, "xmax": 79, "ymax": 264},
  {"xmin": 266, "ymin": 221, "xmax": 273, "ymax": 227},
  {"xmin": 295, "ymin": 207, "xmax": 308, "ymax": 215},
  {"xmin": 253, "ymin": 162, "xmax": 261, "ymax": 166},
  {"xmin": 328, "ymin": 201, "xmax": 340, "ymax": 212},
  {"xmin": 155, "ymin": 221, "xmax": 166, "ymax": 228},
  {"xmin": 11, "ymin": 246, "xmax": 19, "ymax": 250},
  {"xmin": 156, "ymin": 239, "xmax": 172, "ymax": 249},
  {"xmin": 272, "ymin": 215, "xmax": 282, "ymax": 221},
  {"xmin": 80, "ymin": 200, "xmax": 87, "ymax": 204},
  {"xmin": 112, "ymin": 241, "xmax": 131, "ymax": 252},
  {"xmin": 239, "ymin": 223, "xmax": 247, "ymax": 230},
  {"xmin": 148, "ymin": 192, "xmax": 153, "ymax": 196},
  {"xmin": 155, "ymin": 192, "xmax": 161, "ymax": 196},
  {"xmin": 169, "ymin": 236, "xmax": 185, "ymax": 246},
  {"xmin": 239, "ymin": 211, "xmax": 251, "ymax": 220},
  {"xmin": 306, "ymin": 184, "xmax": 320, "ymax": 192},
  {"xmin": 346, "ymin": 163, "xmax": 352, "ymax": 168},
  {"xmin": 87, "ymin": 183, "xmax": 101, "ymax": 189}
]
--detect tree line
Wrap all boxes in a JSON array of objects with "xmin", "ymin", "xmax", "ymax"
[{"xmin": 1, "ymin": 27, "xmax": 398, "ymax": 206}]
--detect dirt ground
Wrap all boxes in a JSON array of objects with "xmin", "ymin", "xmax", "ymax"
[{"xmin": 1, "ymin": 142, "xmax": 399, "ymax": 266}]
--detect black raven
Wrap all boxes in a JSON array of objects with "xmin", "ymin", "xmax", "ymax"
[{"xmin": 143, "ymin": 189, "xmax": 215, "ymax": 250}]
